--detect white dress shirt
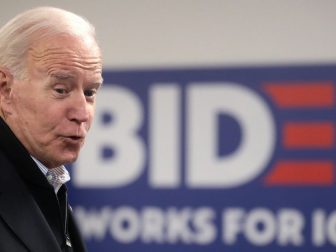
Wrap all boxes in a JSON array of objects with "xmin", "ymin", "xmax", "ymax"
[{"xmin": 31, "ymin": 156, "xmax": 70, "ymax": 193}]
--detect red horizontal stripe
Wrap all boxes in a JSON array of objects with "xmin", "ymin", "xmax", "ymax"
[
  {"xmin": 263, "ymin": 81, "xmax": 334, "ymax": 108},
  {"xmin": 283, "ymin": 122, "xmax": 334, "ymax": 149},
  {"xmin": 265, "ymin": 161, "xmax": 334, "ymax": 186}
]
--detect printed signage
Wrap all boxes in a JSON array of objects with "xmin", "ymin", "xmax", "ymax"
[{"xmin": 69, "ymin": 65, "xmax": 336, "ymax": 252}]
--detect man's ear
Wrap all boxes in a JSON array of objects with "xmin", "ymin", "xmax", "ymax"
[
  {"xmin": 0, "ymin": 68, "xmax": 13, "ymax": 100},
  {"xmin": 0, "ymin": 68, "xmax": 14, "ymax": 117}
]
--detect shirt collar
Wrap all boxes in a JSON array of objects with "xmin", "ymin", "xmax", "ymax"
[{"xmin": 31, "ymin": 156, "xmax": 71, "ymax": 193}]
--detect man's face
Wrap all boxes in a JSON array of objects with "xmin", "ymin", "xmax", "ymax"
[{"xmin": 4, "ymin": 35, "xmax": 103, "ymax": 168}]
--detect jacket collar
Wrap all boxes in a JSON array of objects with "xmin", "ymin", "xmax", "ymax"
[{"xmin": 0, "ymin": 117, "xmax": 51, "ymax": 189}]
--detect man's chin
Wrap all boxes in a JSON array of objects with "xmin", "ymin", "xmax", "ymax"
[
  {"xmin": 62, "ymin": 153, "xmax": 79, "ymax": 165},
  {"xmin": 48, "ymin": 153, "xmax": 79, "ymax": 168}
]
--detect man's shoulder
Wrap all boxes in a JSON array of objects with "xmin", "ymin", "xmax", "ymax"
[{"xmin": 0, "ymin": 150, "xmax": 26, "ymax": 192}]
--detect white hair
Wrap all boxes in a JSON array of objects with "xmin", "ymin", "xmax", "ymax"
[{"xmin": 0, "ymin": 6, "xmax": 98, "ymax": 79}]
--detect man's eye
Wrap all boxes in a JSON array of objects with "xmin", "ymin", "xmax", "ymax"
[
  {"xmin": 55, "ymin": 88, "xmax": 67, "ymax": 94},
  {"xmin": 84, "ymin": 89, "xmax": 96, "ymax": 97}
]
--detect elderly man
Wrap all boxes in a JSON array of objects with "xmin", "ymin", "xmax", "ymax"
[{"xmin": 0, "ymin": 6, "xmax": 103, "ymax": 252}]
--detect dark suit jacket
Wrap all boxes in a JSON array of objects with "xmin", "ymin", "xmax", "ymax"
[{"xmin": 0, "ymin": 118, "xmax": 87, "ymax": 252}]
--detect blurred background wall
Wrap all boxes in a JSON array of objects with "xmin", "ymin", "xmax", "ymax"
[{"xmin": 2, "ymin": 0, "xmax": 336, "ymax": 69}]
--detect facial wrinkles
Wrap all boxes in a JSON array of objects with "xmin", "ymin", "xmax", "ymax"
[
  {"xmin": 29, "ymin": 47, "xmax": 102, "ymax": 73},
  {"xmin": 23, "ymin": 48, "xmax": 97, "ymax": 138}
]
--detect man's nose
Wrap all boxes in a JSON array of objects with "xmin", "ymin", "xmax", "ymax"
[{"xmin": 68, "ymin": 92, "xmax": 90, "ymax": 124}]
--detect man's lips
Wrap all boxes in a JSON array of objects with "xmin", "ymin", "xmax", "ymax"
[{"xmin": 61, "ymin": 135, "xmax": 85, "ymax": 143}]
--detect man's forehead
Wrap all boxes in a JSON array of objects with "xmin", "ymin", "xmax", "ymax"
[
  {"xmin": 25, "ymin": 35, "xmax": 102, "ymax": 82},
  {"xmin": 29, "ymin": 45, "xmax": 101, "ymax": 62},
  {"xmin": 28, "ymin": 47, "xmax": 102, "ymax": 71},
  {"xmin": 28, "ymin": 33, "xmax": 101, "ymax": 60}
]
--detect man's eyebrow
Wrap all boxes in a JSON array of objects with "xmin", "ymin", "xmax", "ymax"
[
  {"xmin": 90, "ymin": 77, "xmax": 104, "ymax": 88},
  {"xmin": 97, "ymin": 77, "xmax": 104, "ymax": 86},
  {"xmin": 89, "ymin": 81, "xmax": 103, "ymax": 90},
  {"xmin": 50, "ymin": 73, "xmax": 75, "ymax": 80},
  {"xmin": 49, "ymin": 73, "xmax": 104, "ymax": 87}
]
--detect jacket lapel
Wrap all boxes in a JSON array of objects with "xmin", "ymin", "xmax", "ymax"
[
  {"xmin": 0, "ymin": 117, "xmax": 64, "ymax": 251},
  {"xmin": 68, "ymin": 206, "xmax": 87, "ymax": 251},
  {"xmin": 0, "ymin": 190, "xmax": 62, "ymax": 252}
]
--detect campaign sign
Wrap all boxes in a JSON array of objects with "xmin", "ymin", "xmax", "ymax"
[{"xmin": 68, "ymin": 65, "xmax": 336, "ymax": 252}]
